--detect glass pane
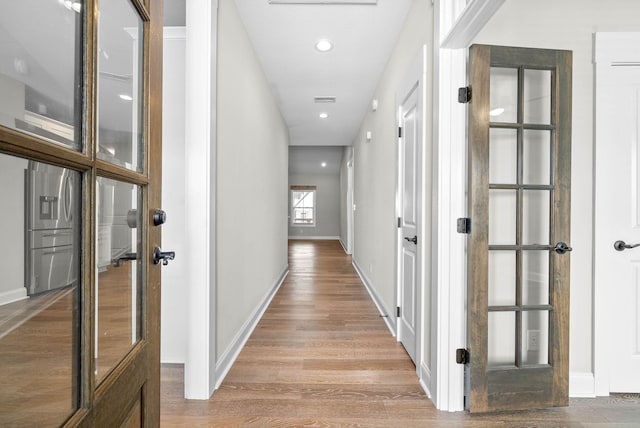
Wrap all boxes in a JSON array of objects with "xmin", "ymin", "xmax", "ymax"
[
  {"xmin": 522, "ymin": 310, "xmax": 549, "ymax": 365},
  {"xmin": 0, "ymin": 1, "xmax": 82, "ymax": 150},
  {"xmin": 488, "ymin": 311, "xmax": 516, "ymax": 368},
  {"xmin": 96, "ymin": 177, "xmax": 142, "ymax": 383},
  {"xmin": 523, "ymin": 130, "xmax": 551, "ymax": 185},
  {"xmin": 97, "ymin": 0, "xmax": 144, "ymax": 172},
  {"xmin": 523, "ymin": 251, "xmax": 549, "ymax": 305},
  {"xmin": 489, "ymin": 189, "xmax": 517, "ymax": 245},
  {"xmin": 0, "ymin": 153, "xmax": 80, "ymax": 425},
  {"xmin": 490, "ymin": 67, "xmax": 518, "ymax": 123},
  {"xmin": 524, "ymin": 69, "xmax": 551, "ymax": 125},
  {"xmin": 522, "ymin": 190, "xmax": 550, "ymax": 245},
  {"xmin": 291, "ymin": 190, "xmax": 315, "ymax": 225},
  {"xmin": 488, "ymin": 251, "xmax": 516, "ymax": 306},
  {"xmin": 489, "ymin": 128, "xmax": 517, "ymax": 184}
]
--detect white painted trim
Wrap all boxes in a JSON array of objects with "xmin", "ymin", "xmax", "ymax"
[
  {"xmin": 0, "ymin": 287, "xmax": 27, "ymax": 306},
  {"xmin": 339, "ymin": 238, "xmax": 348, "ymax": 254},
  {"xmin": 288, "ymin": 236, "xmax": 341, "ymax": 240},
  {"xmin": 570, "ymin": 372, "xmax": 596, "ymax": 398},
  {"xmin": 440, "ymin": 0, "xmax": 505, "ymax": 49},
  {"xmin": 184, "ymin": 0, "xmax": 218, "ymax": 400},
  {"xmin": 214, "ymin": 267, "xmax": 289, "ymax": 389},
  {"xmin": 163, "ymin": 26, "xmax": 186, "ymax": 40},
  {"xmin": 420, "ymin": 362, "xmax": 433, "ymax": 399},
  {"xmin": 352, "ymin": 259, "xmax": 396, "ymax": 336}
]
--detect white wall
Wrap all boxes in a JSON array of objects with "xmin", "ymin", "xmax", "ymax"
[
  {"xmin": 352, "ymin": 0, "xmax": 432, "ymax": 324},
  {"xmin": 473, "ymin": 0, "xmax": 640, "ymax": 395},
  {"xmin": 0, "ymin": 154, "xmax": 28, "ymax": 304},
  {"xmin": 339, "ymin": 146, "xmax": 351, "ymax": 248},
  {"xmin": 288, "ymin": 173, "xmax": 340, "ymax": 239},
  {"xmin": 216, "ymin": 0, "xmax": 289, "ymax": 362},
  {"xmin": 160, "ymin": 28, "xmax": 187, "ymax": 364}
]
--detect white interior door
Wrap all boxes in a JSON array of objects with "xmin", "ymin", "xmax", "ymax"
[
  {"xmin": 595, "ymin": 33, "xmax": 640, "ymax": 393},
  {"xmin": 397, "ymin": 58, "xmax": 424, "ymax": 364}
]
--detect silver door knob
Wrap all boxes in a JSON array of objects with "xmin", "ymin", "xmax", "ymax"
[
  {"xmin": 553, "ymin": 242, "xmax": 572, "ymax": 254},
  {"xmin": 614, "ymin": 240, "xmax": 640, "ymax": 251}
]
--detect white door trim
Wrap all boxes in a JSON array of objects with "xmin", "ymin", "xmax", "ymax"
[
  {"xmin": 184, "ymin": 0, "xmax": 218, "ymax": 399},
  {"xmin": 347, "ymin": 147, "xmax": 355, "ymax": 254},
  {"xmin": 593, "ymin": 31, "xmax": 640, "ymax": 397},
  {"xmin": 433, "ymin": 0, "xmax": 504, "ymax": 412}
]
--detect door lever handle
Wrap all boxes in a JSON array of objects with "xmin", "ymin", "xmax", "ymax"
[
  {"xmin": 153, "ymin": 247, "xmax": 175, "ymax": 265},
  {"xmin": 112, "ymin": 252, "xmax": 137, "ymax": 267},
  {"xmin": 404, "ymin": 235, "xmax": 418, "ymax": 245},
  {"xmin": 614, "ymin": 240, "xmax": 640, "ymax": 252},
  {"xmin": 553, "ymin": 242, "xmax": 572, "ymax": 255}
]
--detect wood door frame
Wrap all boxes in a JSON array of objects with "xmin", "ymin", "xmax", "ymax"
[
  {"xmin": 593, "ymin": 31, "xmax": 640, "ymax": 397},
  {"xmin": 395, "ymin": 45, "xmax": 427, "ymax": 378}
]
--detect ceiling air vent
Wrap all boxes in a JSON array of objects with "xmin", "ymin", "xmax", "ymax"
[
  {"xmin": 269, "ymin": 0, "xmax": 376, "ymax": 4},
  {"xmin": 314, "ymin": 96, "xmax": 337, "ymax": 103}
]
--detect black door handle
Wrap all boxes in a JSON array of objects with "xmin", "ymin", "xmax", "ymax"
[
  {"xmin": 404, "ymin": 235, "xmax": 417, "ymax": 245},
  {"xmin": 153, "ymin": 247, "xmax": 175, "ymax": 265},
  {"xmin": 553, "ymin": 242, "xmax": 572, "ymax": 255},
  {"xmin": 614, "ymin": 240, "xmax": 640, "ymax": 251},
  {"xmin": 112, "ymin": 252, "xmax": 137, "ymax": 267}
]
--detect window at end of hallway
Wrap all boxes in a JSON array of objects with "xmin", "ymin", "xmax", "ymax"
[{"xmin": 291, "ymin": 185, "xmax": 316, "ymax": 226}]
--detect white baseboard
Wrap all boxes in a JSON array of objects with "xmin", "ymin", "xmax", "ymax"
[
  {"xmin": 339, "ymin": 238, "xmax": 348, "ymax": 254},
  {"xmin": 0, "ymin": 287, "xmax": 27, "ymax": 306},
  {"xmin": 214, "ymin": 266, "xmax": 289, "ymax": 389},
  {"xmin": 288, "ymin": 236, "xmax": 340, "ymax": 240},
  {"xmin": 419, "ymin": 362, "xmax": 433, "ymax": 399},
  {"xmin": 352, "ymin": 259, "xmax": 396, "ymax": 336},
  {"xmin": 570, "ymin": 372, "xmax": 596, "ymax": 397}
]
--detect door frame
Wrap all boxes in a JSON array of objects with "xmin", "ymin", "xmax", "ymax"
[
  {"xmin": 395, "ymin": 45, "xmax": 427, "ymax": 378},
  {"xmin": 593, "ymin": 31, "xmax": 640, "ymax": 396}
]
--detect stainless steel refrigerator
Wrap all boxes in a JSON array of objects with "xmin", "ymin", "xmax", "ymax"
[{"xmin": 25, "ymin": 161, "xmax": 80, "ymax": 295}]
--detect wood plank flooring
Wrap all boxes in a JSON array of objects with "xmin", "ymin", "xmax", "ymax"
[{"xmin": 160, "ymin": 240, "xmax": 640, "ymax": 427}]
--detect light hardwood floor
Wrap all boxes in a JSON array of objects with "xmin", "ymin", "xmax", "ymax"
[{"xmin": 160, "ymin": 240, "xmax": 640, "ymax": 427}]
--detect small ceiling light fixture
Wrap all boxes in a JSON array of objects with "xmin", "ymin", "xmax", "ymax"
[
  {"xmin": 321, "ymin": 162, "xmax": 327, "ymax": 167},
  {"xmin": 319, "ymin": 112, "xmax": 329, "ymax": 119},
  {"xmin": 315, "ymin": 39, "xmax": 334, "ymax": 52},
  {"xmin": 119, "ymin": 94, "xmax": 133, "ymax": 101}
]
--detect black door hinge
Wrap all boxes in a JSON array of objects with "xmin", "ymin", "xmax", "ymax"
[
  {"xmin": 458, "ymin": 86, "xmax": 472, "ymax": 103},
  {"xmin": 457, "ymin": 217, "xmax": 471, "ymax": 234},
  {"xmin": 397, "ymin": 306, "xmax": 401, "ymax": 317},
  {"xmin": 397, "ymin": 217, "xmax": 401, "ymax": 228},
  {"xmin": 398, "ymin": 127, "xmax": 403, "ymax": 138},
  {"xmin": 456, "ymin": 348, "xmax": 470, "ymax": 364}
]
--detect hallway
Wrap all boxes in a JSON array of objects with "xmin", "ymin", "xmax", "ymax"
[{"xmin": 160, "ymin": 240, "xmax": 640, "ymax": 427}]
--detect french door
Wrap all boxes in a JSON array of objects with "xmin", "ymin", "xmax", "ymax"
[
  {"xmin": 465, "ymin": 44, "xmax": 572, "ymax": 412},
  {"xmin": 0, "ymin": 0, "xmax": 163, "ymax": 426}
]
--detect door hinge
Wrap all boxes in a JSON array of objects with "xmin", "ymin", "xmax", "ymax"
[
  {"xmin": 458, "ymin": 86, "xmax": 472, "ymax": 103},
  {"xmin": 398, "ymin": 127, "xmax": 403, "ymax": 138},
  {"xmin": 457, "ymin": 217, "xmax": 471, "ymax": 234},
  {"xmin": 396, "ymin": 306, "xmax": 401, "ymax": 317},
  {"xmin": 456, "ymin": 348, "xmax": 470, "ymax": 364},
  {"xmin": 397, "ymin": 217, "xmax": 401, "ymax": 228}
]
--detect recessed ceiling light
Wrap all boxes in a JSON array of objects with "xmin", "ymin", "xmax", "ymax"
[
  {"xmin": 321, "ymin": 162, "xmax": 327, "ymax": 167},
  {"xmin": 119, "ymin": 94, "xmax": 133, "ymax": 101},
  {"xmin": 319, "ymin": 112, "xmax": 329, "ymax": 119},
  {"xmin": 315, "ymin": 39, "xmax": 333, "ymax": 52}
]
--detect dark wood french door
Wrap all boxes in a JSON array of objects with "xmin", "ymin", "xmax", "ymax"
[{"xmin": 465, "ymin": 44, "xmax": 572, "ymax": 412}]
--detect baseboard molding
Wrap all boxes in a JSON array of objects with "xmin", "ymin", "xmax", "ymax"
[
  {"xmin": 0, "ymin": 287, "xmax": 27, "ymax": 306},
  {"xmin": 214, "ymin": 266, "xmax": 289, "ymax": 390},
  {"xmin": 570, "ymin": 372, "xmax": 596, "ymax": 397},
  {"xmin": 419, "ymin": 362, "xmax": 433, "ymax": 399},
  {"xmin": 352, "ymin": 259, "xmax": 396, "ymax": 336},
  {"xmin": 339, "ymin": 238, "xmax": 348, "ymax": 254},
  {"xmin": 288, "ymin": 236, "xmax": 340, "ymax": 241}
]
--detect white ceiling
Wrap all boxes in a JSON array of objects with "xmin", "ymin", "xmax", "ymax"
[
  {"xmin": 289, "ymin": 146, "xmax": 344, "ymax": 175},
  {"xmin": 233, "ymin": 0, "xmax": 413, "ymax": 147}
]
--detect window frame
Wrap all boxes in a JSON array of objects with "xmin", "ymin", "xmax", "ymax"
[{"xmin": 290, "ymin": 185, "xmax": 317, "ymax": 227}]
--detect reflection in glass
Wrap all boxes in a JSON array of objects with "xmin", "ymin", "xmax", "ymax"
[
  {"xmin": 488, "ymin": 251, "xmax": 516, "ymax": 306},
  {"xmin": 488, "ymin": 311, "xmax": 516, "ymax": 368},
  {"xmin": 96, "ymin": 177, "xmax": 142, "ymax": 383},
  {"xmin": 0, "ymin": 153, "xmax": 80, "ymax": 426},
  {"xmin": 524, "ymin": 69, "xmax": 551, "ymax": 125},
  {"xmin": 489, "ymin": 128, "xmax": 517, "ymax": 185},
  {"xmin": 523, "ymin": 190, "xmax": 550, "ymax": 245},
  {"xmin": 97, "ymin": 0, "xmax": 144, "ymax": 172},
  {"xmin": 490, "ymin": 67, "xmax": 518, "ymax": 123},
  {"xmin": 523, "ymin": 251, "xmax": 549, "ymax": 305},
  {"xmin": 489, "ymin": 189, "xmax": 517, "ymax": 245},
  {"xmin": 523, "ymin": 130, "xmax": 551, "ymax": 185},
  {"xmin": 0, "ymin": 0, "xmax": 82, "ymax": 150},
  {"xmin": 522, "ymin": 311, "xmax": 549, "ymax": 365}
]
